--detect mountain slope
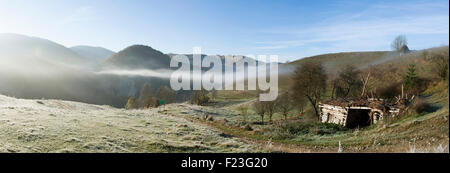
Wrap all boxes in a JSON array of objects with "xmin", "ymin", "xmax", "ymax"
[
  {"xmin": 0, "ymin": 33, "xmax": 127, "ymax": 107},
  {"xmin": 70, "ymin": 46, "xmax": 115, "ymax": 65},
  {"xmin": 0, "ymin": 33, "xmax": 90, "ymax": 67},
  {"xmin": 101, "ymin": 45, "xmax": 171, "ymax": 70}
]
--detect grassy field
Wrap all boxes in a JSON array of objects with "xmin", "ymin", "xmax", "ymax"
[{"xmin": 0, "ymin": 94, "xmax": 263, "ymax": 153}]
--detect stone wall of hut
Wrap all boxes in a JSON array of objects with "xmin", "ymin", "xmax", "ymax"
[{"xmin": 319, "ymin": 104, "xmax": 348, "ymax": 126}]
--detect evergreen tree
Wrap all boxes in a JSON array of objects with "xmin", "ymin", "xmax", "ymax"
[{"xmin": 403, "ymin": 64, "xmax": 417, "ymax": 91}]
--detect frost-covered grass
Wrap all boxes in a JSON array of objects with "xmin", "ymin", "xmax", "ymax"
[{"xmin": 0, "ymin": 95, "xmax": 261, "ymax": 153}]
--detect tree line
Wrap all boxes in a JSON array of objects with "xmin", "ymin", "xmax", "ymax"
[{"xmin": 125, "ymin": 84, "xmax": 176, "ymax": 109}]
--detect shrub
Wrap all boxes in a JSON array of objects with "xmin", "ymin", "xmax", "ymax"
[
  {"xmin": 377, "ymin": 82, "xmax": 401, "ymax": 99},
  {"xmin": 277, "ymin": 121, "xmax": 312, "ymax": 135},
  {"xmin": 385, "ymin": 99, "xmax": 434, "ymax": 124},
  {"xmin": 145, "ymin": 97, "xmax": 160, "ymax": 108},
  {"xmin": 190, "ymin": 89, "xmax": 210, "ymax": 105},
  {"xmin": 429, "ymin": 54, "xmax": 449, "ymax": 81},
  {"xmin": 310, "ymin": 123, "xmax": 348, "ymax": 135},
  {"xmin": 410, "ymin": 99, "xmax": 433, "ymax": 114},
  {"xmin": 237, "ymin": 105, "xmax": 249, "ymax": 122},
  {"xmin": 408, "ymin": 77, "xmax": 431, "ymax": 95}
]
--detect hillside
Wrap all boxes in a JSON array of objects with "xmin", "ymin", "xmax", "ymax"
[
  {"xmin": 70, "ymin": 46, "xmax": 115, "ymax": 65},
  {"xmin": 0, "ymin": 34, "xmax": 129, "ymax": 107},
  {"xmin": 276, "ymin": 47, "xmax": 447, "ymax": 92},
  {"xmin": 0, "ymin": 94, "xmax": 262, "ymax": 153},
  {"xmin": 101, "ymin": 45, "xmax": 171, "ymax": 70},
  {"xmin": 284, "ymin": 51, "xmax": 391, "ymax": 75},
  {"xmin": 0, "ymin": 33, "xmax": 92, "ymax": 67},
  {"xmin": 211, "ymin": 46, "xmax": 448, "ymax": 152},
  {"xmin": 223, "ymin": 51, "xmax": 392, "ymax": 93}
]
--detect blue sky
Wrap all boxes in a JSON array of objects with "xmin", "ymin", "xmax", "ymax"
[{"xmin": 0, "ymin": 0, "xmax": 448, "ymax": 62}]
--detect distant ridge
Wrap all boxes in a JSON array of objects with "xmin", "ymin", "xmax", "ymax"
[
  {"xmin": 70, "ymin": 45, "xmax": 115, "ymax": 64},
  {"xmin": 0, "ymin": 33, "xmax": 90, "ymax": 67}
]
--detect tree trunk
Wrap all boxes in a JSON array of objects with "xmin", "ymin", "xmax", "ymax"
[
  {"xmin": 331, "ymin": 82, "xmax": 336, "ymax": 99},
  {"xmin": 306, "ymin": 96, "xmax": 320, "ymax": 121},
  {"xmin": 313, "ymin": 106, "xmax": 320, "ymax": 121},
  {"xmin": 361, "ymin": 72, "xmax": 371, "ymax": 97}
]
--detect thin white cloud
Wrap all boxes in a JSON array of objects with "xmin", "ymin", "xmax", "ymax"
[
  {"xmin": 253, "ymin": 1, "xmax": 449, "ymax": 53},
  {"xmin": 62, "ymin": 6, "xmax": 98, "ymax": 24}
]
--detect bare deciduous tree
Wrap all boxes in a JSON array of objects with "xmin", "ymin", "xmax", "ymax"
[
  {"xmin": 237, "ymin": 105, "xmax": 249, "ymax": 122},
  {"xmin": 210, "ymin": 89, "xmax": 218, "ymax": 101},
  {"xmin": 291, "ymin": 62, "xmax": 327, "ymax": 120},
  {"xmin": 291, "ymin": 89, "xmax": 307, "ymax": 113},
  {"xmin": 360, "ymin": 71, "xmax": 371, "ymax": 98},
  {"xmin": 265, "ymin": 101, "xmax": 276, "ymax": 123},
  {"xmin": 333, "ymin": 65, "xmax": 362, "ymax": 98},
  {"xmin": 276, "ymin": 92, "xmax": 294, "ymax": 120},
  {"xmin": 253, "ymin": 101, "xmax": 266, "ymax": 124},
  {"xmin": 391, "ymin": 35, "xmax": 408, "ymax": 51}
]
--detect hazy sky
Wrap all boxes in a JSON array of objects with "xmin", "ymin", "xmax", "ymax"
[{"xmin": 0, "ymin": 0, "xmax": 448, "ymax": 62}]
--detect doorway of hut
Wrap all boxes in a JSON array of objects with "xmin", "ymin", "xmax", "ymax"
[{"xmin": 345, "ymin": 109, "xmax": 371, "ymax": 128}]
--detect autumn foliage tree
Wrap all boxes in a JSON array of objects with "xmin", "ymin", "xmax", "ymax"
[
  {"xmin": 156, "ymin": 86, "xmax": 176, "ymax": 104},
  {"xmin": 138, "ymin": 83, "xmax": 154, "ymax": 108},
  {"xmin": 429, "ymin": 54, "xmax": 449, "ymax": 81},
  {"xmin": 125, "ymin": 97, "xmax": 138, "ymax": 109}
]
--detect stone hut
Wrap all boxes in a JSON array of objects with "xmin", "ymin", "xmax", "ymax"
[
  {"xmin": 319, "ymin": 98, "xmax": 402, "ymax": 128},
  {"xmin": 399, "ymin": 45, "xmax": 411, "ymax": 55}
]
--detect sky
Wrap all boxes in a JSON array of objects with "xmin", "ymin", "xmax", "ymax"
[{"xmin": 0, "ymin": 0, "xmax": 448, "ymax": 62}]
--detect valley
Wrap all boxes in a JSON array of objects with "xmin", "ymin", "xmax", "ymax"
[{"xmin": 0, "ymin": 33, "xmax": 448, "ymax": 153}]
